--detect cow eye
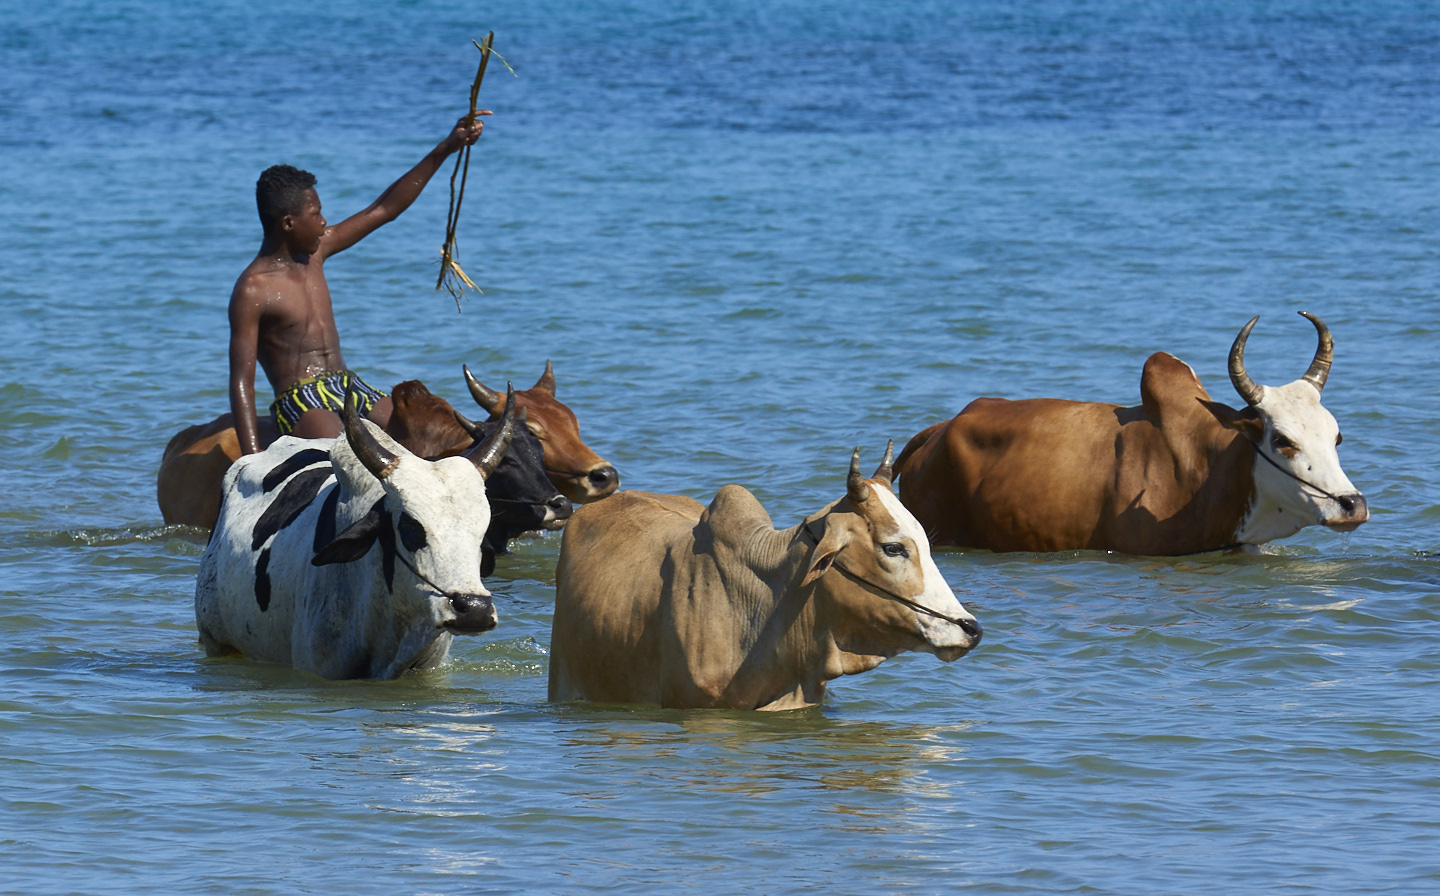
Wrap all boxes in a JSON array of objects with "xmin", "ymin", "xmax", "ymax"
[
  {"xmin": 881, "ymin": 542, "xmax": 909, "ymax": 559},
  {"xmin": 398, "ymin": 512, "xmax": 428, "ymax": 553},
  {"xmin": 1271, "ymin": 433, "xmax": 1299, "ymax": 457},
  {"xmin": 1335, "ymin": 432, "xmax": 1343, "ymax": 447}
]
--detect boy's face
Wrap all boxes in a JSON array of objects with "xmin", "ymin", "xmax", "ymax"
[{"xmin": 283, "ymin": 188, "xmax": 328, "ymax": 254}]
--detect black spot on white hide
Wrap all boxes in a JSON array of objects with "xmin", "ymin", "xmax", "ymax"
[
  {"xmin": 312, "ymin": 487, "xmax": 341, "ymax": 555},
  {"xmin": 255, "ymin": 547, "xmax": 271, "ymax": 611},
  {"xmin": 261, "ymin": 448, "xmax": 331, "ymax": 493},
  {"xmin": 252, "ymin": 467, "xmax": 334, "ymax": 551},
  {"xmin": 312, "ymin": 497, "xmax": 397, "ymax": 593}
]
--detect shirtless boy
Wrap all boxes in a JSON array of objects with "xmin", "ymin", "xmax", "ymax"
[{"xmin": 228, "ymin": 114, "xmax": 488, "ymax": 455}]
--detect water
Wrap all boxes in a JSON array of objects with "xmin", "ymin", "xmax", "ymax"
[{"xmin": 3, "ymin": 1, "xmax": 1440, "ymax": 892}]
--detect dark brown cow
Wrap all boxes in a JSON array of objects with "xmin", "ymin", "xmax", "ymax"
[{"xmin": 893, "ymin": 313, "xmax": 1368, "ymax": 555}]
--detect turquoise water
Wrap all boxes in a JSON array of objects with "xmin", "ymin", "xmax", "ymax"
[{"xmin": 3, "ymin": 2, "xmax": 1439, "ymax": 893}]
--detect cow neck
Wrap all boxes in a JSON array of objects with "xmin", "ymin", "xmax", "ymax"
[
  {"xmin": 798, "ymin": 520, "xmax": 972, "ymax": 628},
  {"xmin": 1115, "ymin": 399, "xmax": 1258, "ymax": 553}
]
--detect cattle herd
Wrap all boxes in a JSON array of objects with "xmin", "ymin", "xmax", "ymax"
[{"xmin": 168, "ymin": 313, "xmax": 1368, "ymax": 709}]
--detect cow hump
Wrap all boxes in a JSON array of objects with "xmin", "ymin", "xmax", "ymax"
[{"xmin": 1139, "ymin": 352, "xmax": 1214, "ymax": 424}]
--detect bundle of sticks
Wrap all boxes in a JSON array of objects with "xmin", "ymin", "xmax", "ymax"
[{"xmin": 437, "ymin": 31, "xmax": 496, "ymax": 311}]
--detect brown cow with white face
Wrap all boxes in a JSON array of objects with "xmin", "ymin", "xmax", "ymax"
[
  {"xmin": 893, "ymin": 313, "xmax": 1368, "ymax": 555},
  {"xmin": 548, "ymin": 445, "xmax": 982, "ymax": 710}
]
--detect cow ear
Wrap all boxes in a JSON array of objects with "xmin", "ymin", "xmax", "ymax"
[
  {"xmin": 312, "ymin": 499, "xmax": 385, "ymax": 566},
  {"xmin": 801, "ymin": 548, "xmax": 838, "ymax": 588},
  {"xmin": 1201, "ymin": 400, "xmax": 1266, "ymax": 444},
  {"xmin": 801, "ymin": 521, "xmax": 845, "ymax": 588}
]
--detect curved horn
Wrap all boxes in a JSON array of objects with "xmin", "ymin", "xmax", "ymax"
[
  {"xmin": 452, "ymin": 410, "xmax": 485, "ymax": 440},
  {"xmin": 463, "ymin": 364, "xmax": 504, "ymax": 415},
  {"xmin": 455, "ymin": 407, "xmax": 527, "ymax": 445},
  {"xmin": 872, "ymin": 440, "xmax": 895, "ymax": 486},
  {"xmin": 847, "ymin": 447, "xmax": 869, "ymax": 504},
  {"xmin": 344, "ymin": 382, "xmax": 400, "ymax": 480},
  {"xmin": 534, "ymin": 359, "xmax": 556, "ymax": 395},
  {"xmin": 1228, "ymin": 315, "xmax": 1264, "ymax": 406},
  {"xmin": 464, "ymin": 382, "xmax": 516, "ymax": 479},
  {"xmin": 1298, "ymin": 311, "xmax": 1333, "ymax": 394}
]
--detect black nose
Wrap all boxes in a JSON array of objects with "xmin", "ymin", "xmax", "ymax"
[
  {"xmin": 960, "ymin": 616, "xmax": 982, "ymax": 643},
  {"xmin": 448, "ymin": 593, "xmax": 497, "ymax": 632},
  {"xmin": 1338, "ymin": 494, "xmax": 1367, "ymax": 519},
  {"xmin": 587, "ymin": 465, "xmax": 618, "ymax": 492},
  {"xmin": 548, "ymin": 494, "xmax": 574, "ymax": 520}
]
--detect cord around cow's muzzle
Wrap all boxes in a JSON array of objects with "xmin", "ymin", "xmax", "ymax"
[
  {"xmin": 391, "ymin": 549, "xmax": 493, "ymax": 625},
  {"xmin": 1250, "ymin": 441, "xmax": 1355, "ymax": 504}
]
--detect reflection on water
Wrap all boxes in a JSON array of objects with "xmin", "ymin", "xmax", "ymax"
[{"xmin": 551, "ymin": 708, "xmax": 972, "ymax": 800}]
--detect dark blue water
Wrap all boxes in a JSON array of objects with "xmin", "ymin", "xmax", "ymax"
[{"xmin": 3, "ymin": 2, "xmax": 1439, "ymax": 893}]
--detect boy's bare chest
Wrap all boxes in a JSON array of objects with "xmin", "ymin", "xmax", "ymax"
[{"xmin": 260, "ymin": 268, "xmax": 334, "ymax": 331}]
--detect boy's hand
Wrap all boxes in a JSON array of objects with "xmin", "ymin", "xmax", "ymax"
[{"xmin": 446, "ymin": 113, "xmax": 490, "ymax": 151}]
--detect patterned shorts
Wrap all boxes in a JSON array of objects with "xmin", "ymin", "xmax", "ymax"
[{"xmin": 270, "ymin": 370, "xmax": 388, "ymax": 436}]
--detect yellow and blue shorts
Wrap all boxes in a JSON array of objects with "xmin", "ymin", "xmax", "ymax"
[{"xmin": 270, "ymin": 370, "xmax": 388, "ymax": 436}]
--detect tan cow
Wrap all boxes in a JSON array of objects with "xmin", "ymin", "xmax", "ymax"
[
  {"xmin": 157, "ymin": 413, "xmax": 278, "ymax": 532},
  {"xmin": 893, "ymin": 312, "xmax": 1368, "ymax": 555},
  {"xmin": 548, "ymin": 445, "xmax": 982, "ymax": 710},
  {"xmin": 157, "ymin": 360, "xmax": 617, "ymax": 528}
]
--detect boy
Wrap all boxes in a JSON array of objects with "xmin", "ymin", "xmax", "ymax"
[{"xmin": 228, "ymin": 113, "xmax": 488, "ymax": 455}]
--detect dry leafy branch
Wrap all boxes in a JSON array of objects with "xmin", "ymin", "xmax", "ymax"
[{"xmin": 437, "ymin": 32, "xmax": 497, "ymax": 312}]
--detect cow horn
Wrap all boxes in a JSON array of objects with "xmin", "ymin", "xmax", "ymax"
[
  {"xmin": 452, "ymin": 410, "xmax": 484, "ymax": 440},
  {"xmin": 1298, "ymin": 311, "xmax": 1333, "ymax": 394},
  {"xmin": 872, "ymin": 440, "xmax": 895, "ymax": 486},
  {"xmin": 464, "ymin": 382, "xmax": 516, "ymax": 479},
  {"xmin": 463, "ymin": 364, "xmax": 504, "ymax": 415},
  {"xmin": 1228, "ymin": 315, "xmax": 1264, "ymax": 406},
  {"xmin": 847, "ymin": 447, "xmax": 869, "ymax": 504},
  {"xmin": 344, "ymin": 383, "xmax": 400, "ymax": 480},
  {"xmin": 534, "ymin": 359, "xmax": 556, "ymax": 395}
]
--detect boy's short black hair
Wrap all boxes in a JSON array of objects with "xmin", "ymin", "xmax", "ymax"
[{"xmin": 256, "ymin": 164, "xmax": 317, "ymax": 231}]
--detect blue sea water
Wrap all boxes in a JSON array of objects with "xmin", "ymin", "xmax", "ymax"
[{"xmin": 2, "ymin": 1, "xmax": 1440, "ymax": 893}]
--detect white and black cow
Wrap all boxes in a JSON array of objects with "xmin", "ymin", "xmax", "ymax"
[{"xmin": 194, "ymin": 385, "xmax": 516, "ymax": 679}]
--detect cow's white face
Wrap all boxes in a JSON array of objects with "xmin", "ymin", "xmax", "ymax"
[
  {"xmin": 868, "ymin": 486, "xmax": 981, "ymax": 659},
  {"xmin": 329, "ymin": 424, "xmax": 497, "ymax": 634},
  {"xmin": 810, "ymin": 478, "xmax": 981, "ymax": 663},
  {"xmin": 1237, "ymin": 380, "xmax": 1368, "ymax": 544}
]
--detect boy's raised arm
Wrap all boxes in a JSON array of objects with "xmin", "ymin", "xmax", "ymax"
[{"xmin": 321, "ymin": 115, "xmax": 488, "ymax": 257}]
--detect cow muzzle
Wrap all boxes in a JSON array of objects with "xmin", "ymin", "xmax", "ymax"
[
  {"xmin": 1323, "ymin": 493, "xmax": 1369, "ymax": 532},
  {"xmin": 550, "ymin": 463, "xmax": 620, "ymax": 503},
  {"xmin": 585, "ymin": 464, "xmax": 619, "ymax": 497},
  {"xmin": 444, "ymin": 593, "xmax": 498, "ymax": 634},
  {"xmin": 542, "ymin": 494, "xmax": 574, "ymax": 529},
  {"xmin": 927, "ymin": 614, "xmax": 982, "ymax": 661}
]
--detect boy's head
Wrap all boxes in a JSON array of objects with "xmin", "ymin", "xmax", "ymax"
[{"xmin": 256, "ymin": 164, "xmax": 318, "ymax": 232}]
